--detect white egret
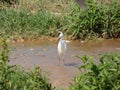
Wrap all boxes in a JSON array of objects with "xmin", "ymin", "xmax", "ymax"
[{"xmin": 57, "ymin": 31, "xmax": 70, "ymax": 66}]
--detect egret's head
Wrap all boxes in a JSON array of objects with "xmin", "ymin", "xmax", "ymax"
[{"xmin": 58, "ymin": 31, "xmax": 63, "ymax": 41}]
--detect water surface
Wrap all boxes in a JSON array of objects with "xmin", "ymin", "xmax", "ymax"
[{"xmin": 9, "ymin": 39, "xmax": 120, "ymax": 90}]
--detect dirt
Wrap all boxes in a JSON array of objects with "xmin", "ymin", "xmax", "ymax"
[{"xmin": 9, "ymin": 39, "xmax": 120, "ymax": 90}]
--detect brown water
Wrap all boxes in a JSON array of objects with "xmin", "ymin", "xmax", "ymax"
[{"xmin": 9, "ymin": 39, "xmax": 120, "ymax": 90}]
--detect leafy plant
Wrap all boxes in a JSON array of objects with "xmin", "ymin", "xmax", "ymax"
[
  {"xmin": 70, "ymin": 53, "xmax": 120, "ymax": 90},
  {"xmin": 67, "ymin": 0, "xmax": 120, "ymax": 39},
  {"xmin": 102, "ymin": 0, "xmax": 120, "ymax": 38}
]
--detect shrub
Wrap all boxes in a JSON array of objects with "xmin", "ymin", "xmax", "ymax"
[
  {"xmin": 70, "ymin": 53, "xmax": 120, "ymax": 90},
  {"xmin": 67, "ymin": 0, "xmax": 120, "ymax": 39}
]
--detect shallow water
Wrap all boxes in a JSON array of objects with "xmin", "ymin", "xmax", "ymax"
[{"xmin": 9, "ymin": 39, "xmax": 120, "ymax": 90}]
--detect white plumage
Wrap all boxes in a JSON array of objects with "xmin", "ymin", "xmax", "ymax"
[{"xmin": 57, "ymin": 31, "xmax": 70, "ymax": 66}]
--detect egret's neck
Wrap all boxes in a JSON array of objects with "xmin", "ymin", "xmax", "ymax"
[{"xmin": 59, "ymin": 37, "xmax": 63, "ymax": 41}]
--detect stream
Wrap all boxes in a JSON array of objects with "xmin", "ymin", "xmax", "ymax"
[{"xmin": 9, "ymin": 39, "xmax": 120, "ymax": 90}]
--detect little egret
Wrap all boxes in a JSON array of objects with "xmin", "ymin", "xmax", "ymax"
[{"xmin": 57, "ymin": 31, "xmax": 70, "ymax": 66}]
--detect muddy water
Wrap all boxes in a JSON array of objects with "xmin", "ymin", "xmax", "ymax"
[{"xmin": 9, "ymin": 39, "xmax": 120, "ymax": 90}]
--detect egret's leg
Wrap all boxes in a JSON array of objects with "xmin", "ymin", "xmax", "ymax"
[
  {"xmin": 63, "ymin": 58, "xmax": 66, "ymax": 66},
  {"xmin": 58, "ymin": 54, "xmax": 61, "ymax": 66},
  {"xmin": 62, "ymin": 54, "xmax": 66, "ymax": 66}
]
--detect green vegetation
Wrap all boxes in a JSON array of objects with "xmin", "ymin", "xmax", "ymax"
[
  {"xmin": 67, "ymin": 0, "xmax": 120, "ymax": 39},
  {"xmin": 70, "ymin": 53, "xmax": 120, "ymax": 90},
  {"xmin": 0, "ymin": 0, "xmax": 120, "ymax": 89},
  {"xmin": 0, "ymin": 0, "xmax": 69, "ymax": 40},
  {"xmin": 0, "ymin": 9, "xmax": 60, "ymax": 38},
  {"xmin": 0, "ymin": 38, "xmax": 53, "ymax": 90},
  {"xmin": 0, "ymin": 0, "xmax": 120, "ymax": 40}
]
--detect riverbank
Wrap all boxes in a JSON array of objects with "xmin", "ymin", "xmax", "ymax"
[{"xmin": 0, "ymin": 0, "xmax": 120, "ymax": 40}]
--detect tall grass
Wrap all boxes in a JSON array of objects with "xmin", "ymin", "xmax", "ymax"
[
  {"xmin": 70, "ymin": 53, "xmax": 120, "ymax": 90},
  {"xmin": 0, "ymin": 8, "xmax": 61, "ymax": 38},
  {"xmin": 67, "ymin": 0, "xmax": 120, "ymax": 39},
  {"xmin": 0, "ymin": 0, "xmax": 120, "ymax": 40},
  {"xmin": 0, "ymin": 38, "xmax": 54, "ymax": 90}
]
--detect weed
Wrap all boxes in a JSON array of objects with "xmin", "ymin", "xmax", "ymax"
[
  {"xmin": 67, "ymin": 0, "xmax": 120, "ymax": 39},
  {"xmin": 70, "ymin": 53, "xmax": 120, "ymax": 90}
]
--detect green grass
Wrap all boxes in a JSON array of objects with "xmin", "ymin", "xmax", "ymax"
[
  {"xmin": 66, "ymin": 0, "xmax": 120, "ymax": 39},
  {"xmin": 0, "ymin": 8, "xmax": 61, "ymax": 39},
  {"xmin": 0, "ymin": 0, "xmax": 120, "ymax": 40},
  {"xmin": 70, "ymin": 53, "xmax": 120, "ymax": 90},
  {"xmin": 0, "ymin": 0, "xmax": 70, "ymax": 39}
]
